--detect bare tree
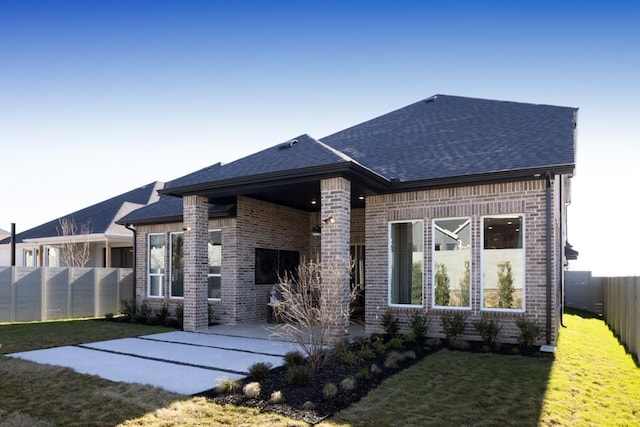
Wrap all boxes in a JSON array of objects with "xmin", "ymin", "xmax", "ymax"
[
  {"xmin": 272, "ymin": 257, "xmax": 360, "ymax": 369},
  {"xmin": 58, "ymin": 218, "xmax": 91, "ymax": 267}
]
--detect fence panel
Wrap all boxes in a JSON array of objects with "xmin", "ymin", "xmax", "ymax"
[
  {"xmin": 0, "ymin": 267, "xmax": 133, "ymax": 323},
  {"xmin": 603, "ymin": 276, "xmax": 640, "ymax": 362}
]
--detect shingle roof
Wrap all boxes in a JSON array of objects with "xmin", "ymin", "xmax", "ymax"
[
  {"xmin": 116, "ymin": 194, "xmax": 234, "ymax": 225},
  {"xmin": 166, "ymin": 134, "xmax": 350, "ymax": 190},
  {"xmin": 321, "ymin": 94, "xmax": 577, "ymax": 183},
  {"xmin": 0, "ymin": 182, "xmax": 162, "ymax": 244}
]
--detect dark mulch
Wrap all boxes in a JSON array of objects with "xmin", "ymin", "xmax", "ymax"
[{"xmin": 196, "ymin": 337, "xmax": 545, "ymax": 425}]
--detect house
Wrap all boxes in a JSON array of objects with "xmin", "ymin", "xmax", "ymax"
[
  {"xmin": 118, "ymin": 94, "xmax": 577, "ymax": 347},
  {"xmin": 0, "ymin": 182, "xmax": 163, "ymax": 268}
]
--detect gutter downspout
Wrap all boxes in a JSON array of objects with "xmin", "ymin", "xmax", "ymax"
[
  {"xmin": 559, "ymin": 179, "xmax": 567, "ymax": 328},
  {"xmin": 546, "ymin": 172, "xmax": 553, "ymax": 345},
  {"xmin": 124, "ymin": 224, "xmax": 137, "ymax": 311}
]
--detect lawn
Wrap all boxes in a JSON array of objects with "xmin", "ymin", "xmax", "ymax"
[{"xmin": 0, "ymin": 312, "xmax": 638, "ymax": 426}]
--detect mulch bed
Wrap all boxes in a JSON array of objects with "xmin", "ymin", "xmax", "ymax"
[{"xmin": 196, "ymin": 337, "xmax": 545, "ymax": 425}]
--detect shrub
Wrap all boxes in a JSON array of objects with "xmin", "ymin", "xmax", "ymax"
[
  {"xmin": 387, "ymin": 336, "xmax": 404, "ymax": 349},
  {"xmin": 215, "ymin": 377, "xmax": 242, "ymax": 393},
  {"xmin": 303, "ymin": 401, "xmax": 316, "ymax": 410},
  {"xmin": 516, "ymin": 318, "xmax": 543, "ymax": 349},
  {"xmin": 287, "ymin": 364, "xmax": 313, "ymax": 386},
  {"xmin": 426, "ymin": 337, "xmax": 443, "ymax": 348},
  {"xmin": 371, "ymin": 338, "xmax": 387, "ymax": 355},
  {"xmin": 409, "ymin": 312, "xmax": 428, "ymax": 339},
  {"xmin": 248, "ymin": 362, "xmax": 273, "ymax": 381},
  {"xmin": 283, "ymin": 350, "xmax": 305, "ymax": 367},
  {"xmin": 323, "ymin": 382, "xmax": 338, "ymax": 399},
  {"xmin": 356, "ymin": 346, "xmax": 376, "ymax": 360},
  {"xmin": 371, "ymin": 363, "xmax": 382, "ymax": 374},
  {"xmin": 402, "ymin": 350, "xmax": 417, "ymax": 360},
  {"xmin": 104, "ymin": 313, "xmax": 114, "ymax": 321},
  {"xmin": 355, "ymin": 367, "xmax": 370, "ymax": 381},
  {"xmin": 270, "ymin": 390, "xmax": 284, "ymax": 404},
  {"xmin": 434, "ymin": 263, "xmax": 450, "ymax": 306},
  {"xmin": 402, "ymin": 332, "xmax": 417, "ymax": 343},
  {"xmin": 120, "ymin": 299, "xmax": 135, "ymax": 319},
  {"xmin": 451, "ymin": 340, "xmax": 470, "ymax": 351},
  {"xmin": 174, "ymin": 303, "xmax": 184, "ymax": 328},
  {"xmin": 441, "ymin": 312, "xmax": 467, "ymax": 346},
  {"xmin": 340, "ymin": 377, "xmax": 356, "ymax": 391},
  {"xmin": 156, "ymin": 303, "xmax": 170, "ymax": 325},
  {"xmin": 474, "ymin": 317, "xmax": 501, "ymax": 346},
  {"xmin": 384, "ymin": 351, "xmax": 403, "ymax": 369},
  {"xmin": 138, "ymin": 302, "xmax": 152, "ymax": 321},
  {"xmin": 243, "ymin": 382, "xmax": 261, "ymax": 399},
  {"xmin": 381, "ymin": 309, "xmax": 399, "ymax": 336},
  {"xmin": 332, "ymin": 341, "xmax": 359, "ymax": 365}
]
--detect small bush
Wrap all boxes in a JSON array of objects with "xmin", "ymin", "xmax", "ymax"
[
  {"xmin": 138, "ymin": 302, "xmax": 152, "ymax": 321},
  {"xmin": 174, "ymin": 303, "xmax": 184, "ymax": 328},
  {"xmin": 402, "ymin": 350, "xmax": 417, "ymax": 360},
  {"xmin": 243, "ymin": 382, "xmax": 261, "ymax": 399},
  {"xmin": 371, "ymin": 363, "xmax": 382, "ymax": 374},
  {"xmin": 356, "ymin": 346, "xmax": 376, "ymax": 360},
  {"xmin": 303, "ymin": 401, "xmax": 316, "ymax": 410},
  {"xmin": 323, "ymin": 382, "xmax": 338, "ymax": 399},
  {"xmin": 248, "ymin": 362, "xmax": 273, "ymax": 381},
  {"xmin": 156, "ymin": 303, "xmax": 170, "ymax": 325},
  {"xmin": 355, "ymin": 367, "xmax": 370, "ymax": 381},
  {"xmin": 215, "ymin": 377, "xmax": 242, "ymax": 393},
  {"xmin": 516, "ymin": 318, "xmax": 543, "ymax": 349},
  {"xmin": 120, "ymin": 299, "xmax": 135, "ymax": 319},
  {"xmin": 387, "ymin": 336, "xmax": 404, "ymax": 349},
  {"xmin": 270, "ymin": 390, "xmax": 284, "ymax": 404},
  {"xmin": 371, "ymin": 338, "xmax": 387, "ymax": 355},
  {"xmin": 441, "ymin": 312, "xmax": 467, "ymax": 346},
  {"xmin": 287, "ymin": 364, "xmax": 313, "ymax": 386},
  {"xmin": 402, "ymin": 332, "xmax": 417, "ymax": 343},
  {"xmin": 340, "ymin": 377, "xmax": 356, "ymax": 391},
  {"xmin": 409, "ymin": 312, "xmax": 428, "ymax": 339},
  {"xmin": 451, "ymin": 340, "xmax": 471, "ymax": 351},
  {"xmin": 381, "ymin": 309, "xmax": 399, "ymax": 336},
  {"xmin": 384, "ymin": 351, "xmax": 403, "ymax": 369},
  {"xmin": 104, "ymin": 313, "xmax": 114, "ymax": 321},
  {"xmin": 426, "ymin": 337, "xmax": 442, "ymax": 348},
  {"xmin": 283, "ymin": 350, "xmax": 305, "ymax": 367},
  {"xmin": 474, "ymin": 317, "xmax": 501, "ymax": 346},
  {"xmin": 332, "ymin": 341, "xmax": 359, "ymax": 365}
]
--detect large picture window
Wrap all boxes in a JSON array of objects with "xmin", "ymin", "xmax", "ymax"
[
  {"xmin": 482, "ymin": 215, "xmax": 525, "ymax": 310},
  {"xmin": 148, "ymin": 233, "xmax": 165, "ymax": 297},
  {"xmin": 389, "ymin": 220, "xmax": 424, "ymax": 306},
  {"xmin": 208, "ymin": 230, "xmax": 222, "ymax": 299},
  {"xmin": 432, "ymin": 218, "xmax": 471, "ymax": 308},
  {"xmin": 170, "ymin": 232, "xmax": 184, "ymax": 298}
]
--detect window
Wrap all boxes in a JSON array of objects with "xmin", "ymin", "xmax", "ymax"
[
  {"xmin": 148, "ymin": 234, "xmax": 165, "ymax": 297},
  {"xmin": 433, "ymin": 218, "xmax": 471, "ymax": 308},
  {"xmin": 389, "ymin": 220, "xmax": 423, "ymax": 306},
  {"xmin": 482, "ymin": 215, "xmax": 525, "ymax": 310},
  {"xmin": 208, "ymin": 230, "xmax": 222, "ymax": 299},
  {"xmin": 45, "ymin": 247, "xmax": 58, "ymax": 267},
  {"xmin": 23, "ymin": 248, "xmax": 38, "ymax": 266},
  {"xmin": 170, "ymin": 232, "xmax": 184, "ymax": 298}
]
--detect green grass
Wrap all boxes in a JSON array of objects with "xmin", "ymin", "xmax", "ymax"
[
  {"xmin": 0, "ymin": 318, "xmax": 174, "ymax": 354},
  {"xmin": 1, "ymin": 313, "xmax": 638, "ymax": 426}
]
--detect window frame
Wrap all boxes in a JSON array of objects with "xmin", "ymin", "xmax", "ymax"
[
  {"xmin": 431, "ymin": 217, "xmax": 472, "ymax": 310},
  {"xmin": 207, "ymin": 229, "xmax": 222, "ymax": 301},
  {"xmin": 480, "ymin": 214, "xmax": 526, "ymax": 312},
  {"xmin": 147, "ymin": 233, "xmax": 165, "ymax": 298},
  {"xmin": 169, "ymin": 231, "xmax": 184, "ymax": 299},
  {"xmin": 387, "ymin": 219, "xmax": 424, "ymax": 308}
]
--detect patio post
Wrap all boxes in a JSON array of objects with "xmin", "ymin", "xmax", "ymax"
[
  {"xmin": 183, "ymin": 195, "xmax": 209, "ymax": 331},
  {"xmin": 320, "ymin": 177, "xmax": 351, "ymax": 344}
]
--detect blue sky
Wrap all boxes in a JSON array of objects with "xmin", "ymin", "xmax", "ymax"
[{"xmin": 1, "ymin": 1, "xmax": 639, "ymax": 275}]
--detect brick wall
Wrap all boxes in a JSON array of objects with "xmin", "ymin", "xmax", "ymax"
[{"xmin": 364, "ymin": 178, "xmax": 562, "ymax": 345}]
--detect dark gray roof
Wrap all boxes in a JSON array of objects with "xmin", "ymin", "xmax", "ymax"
[
  {"xmin": 0, "ymin": 182, "xmax": 161, "ymax": 244},
  {"xmin": 116, "ymin": 194, "xmax": 235, "ymax": 225},
  {"xmin": 166, "ymin": 134, "xmax": 350, "ymax": 191},
  {"xmin": 321, "ymin": 94, "xmax": 577, "ymax": 183}
]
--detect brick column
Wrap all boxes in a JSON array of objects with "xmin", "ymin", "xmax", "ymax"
[
  {"xmin": 183, "ymin": 195, "xmax": 208, "ymax": 331},
  {"xmin": 321, "ymin": 177, "xmax": 351, "ymax": 344}
]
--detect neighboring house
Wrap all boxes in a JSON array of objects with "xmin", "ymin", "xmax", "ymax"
[
  {"xmin": 0, "ymin": 228, "xmax": 9, "ymax": 241},
  {"xmin": 119, "ymin": 94, "xmax": 578, "ymax": 347},
  {"xmin": 0, "ymin": 182, "xmax": 163, "ymax": 268}
]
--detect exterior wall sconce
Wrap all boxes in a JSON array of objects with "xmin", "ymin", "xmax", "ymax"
[
  {"xmin": 311, "ymin": 226, "xmax": 322, "ymax": 237},
  {"xmin": 183, "ymin": 226, "xmax": 192, "ymax": 232},
  {"xmin": 323, "ymin": 216, "xmax": 336, "ymax": 224}
]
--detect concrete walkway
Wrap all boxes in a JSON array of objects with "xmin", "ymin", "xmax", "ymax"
[{"xmin": 8, "ymin": 324, "xmax": 305, "ymax": 395}]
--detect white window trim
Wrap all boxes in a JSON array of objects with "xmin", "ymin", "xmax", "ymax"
[
  {"xmin": 480, "ymin": 214, "xmax": 526, "ymax": 313},
  {"xmin": 147, "ymin": 233, "xmax": 165, "ymax": 298},
  {"xmin": 169, "ymin": 231, "xmax": 184, "ymax": 299},
  {"xmin": 387, "ymin": 219, "xmax": 424, "ymax": 308},
  {"xmin": 431, "ymin": 217, "xmax": 472, "ymax": 311},
  {"xmin": 208, "ymin": 229, "xmax": 222, "ymax": 301}
]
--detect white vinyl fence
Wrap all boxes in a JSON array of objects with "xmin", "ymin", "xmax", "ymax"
[{"xmin": 0, "ymin": 266, "xmax": 134, "ymax": 322}]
